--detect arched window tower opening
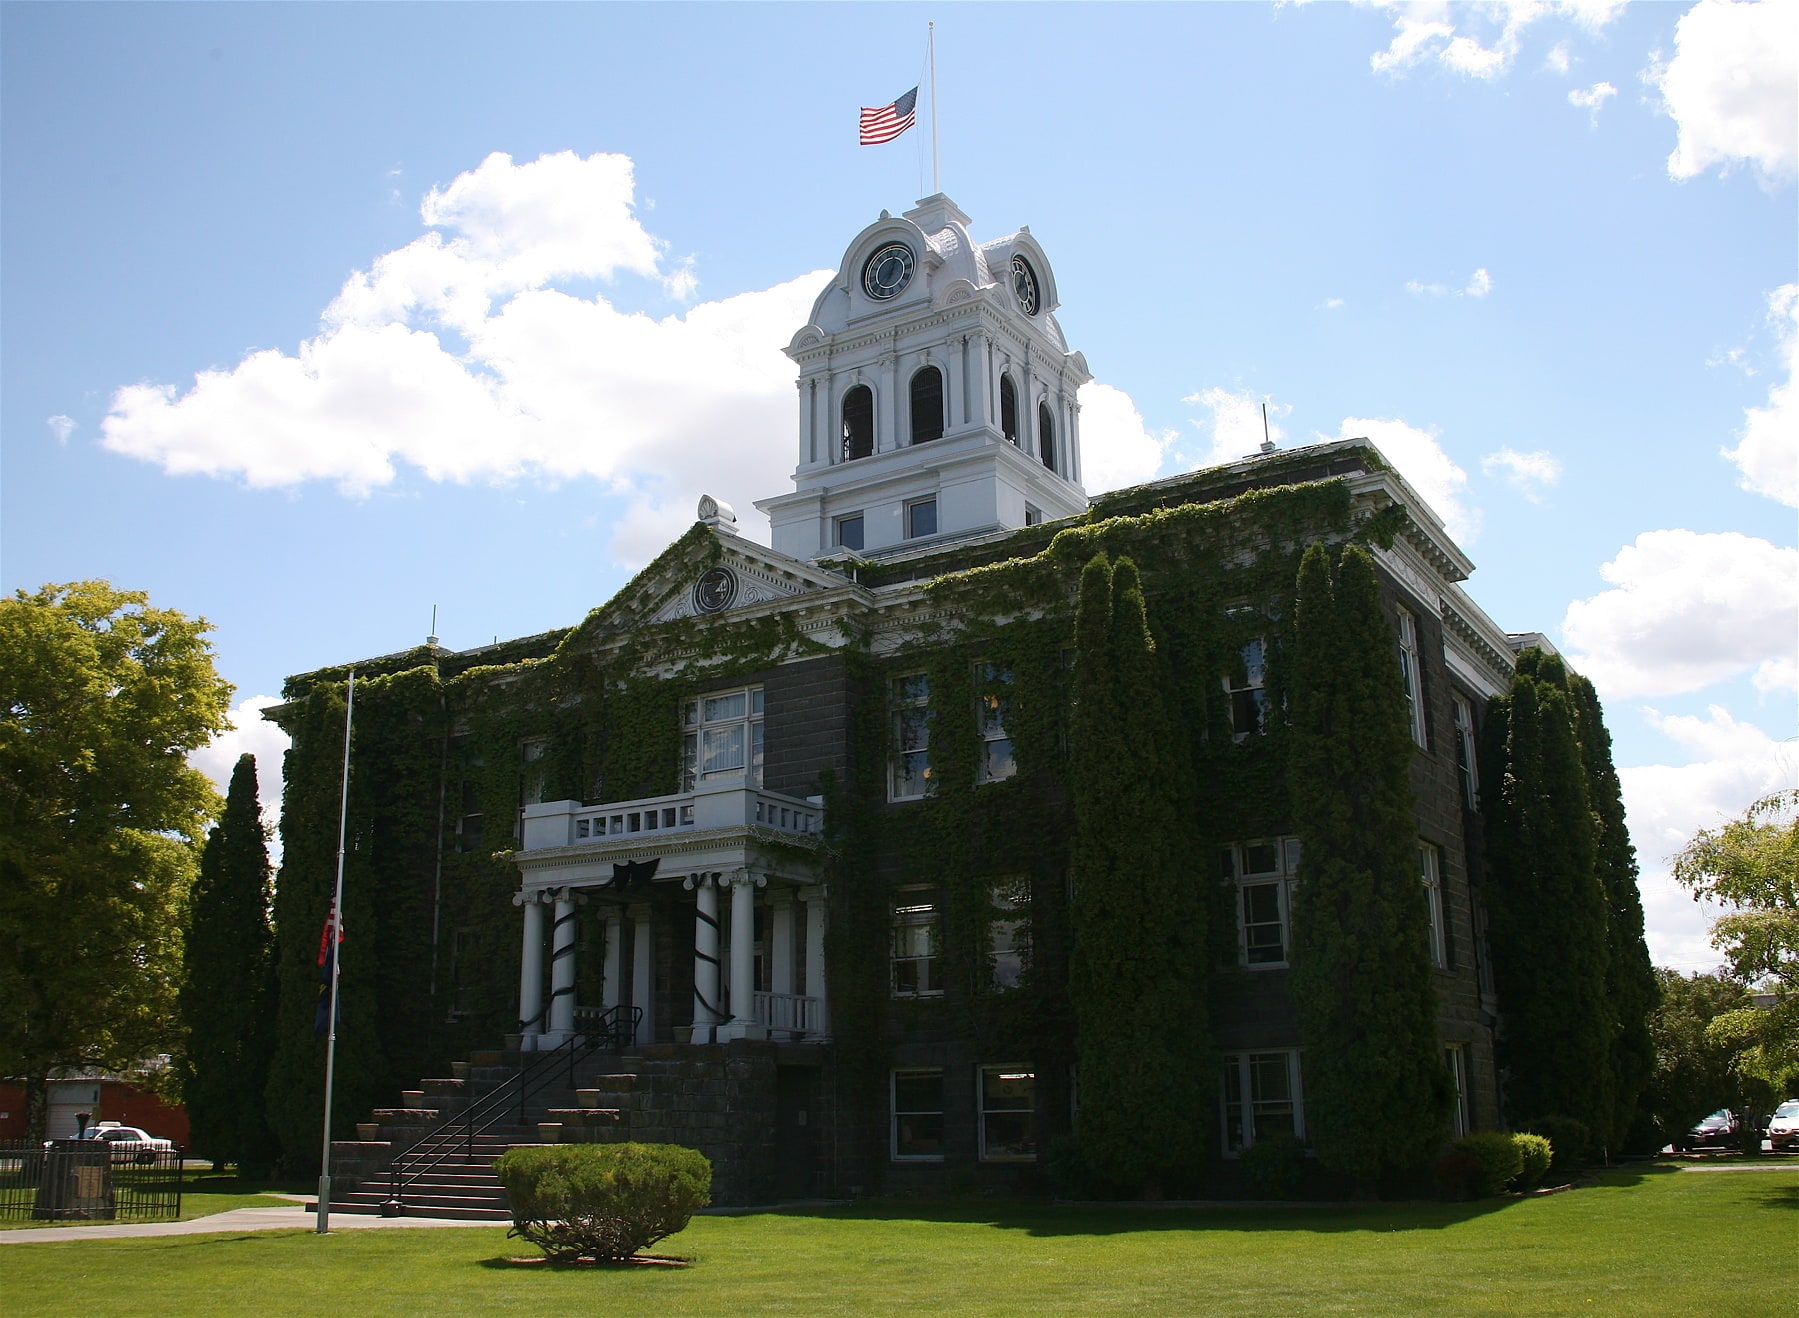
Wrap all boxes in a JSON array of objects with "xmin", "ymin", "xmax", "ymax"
[
  {"xmin": 1000, "ymin": 375, "xmax": 1019, "ymax": 445},
  {"xmin": 1038, "ymin": 403, "xmax": 1056, "ymax": 472},
  {"xmin": 841, "ymin": 385, "xmax": 874, "ymax": 462},
  {"xmin": 910, "ymin": 367, "xmax": 945, "ymax": 445}
]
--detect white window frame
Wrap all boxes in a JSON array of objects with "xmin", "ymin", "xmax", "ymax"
[
  {"xmin": 1220, "ymin": 1050, "xmax": 1305, "ymax": 1155},
  {"xmin": 835, "ymin": 512, "xmax": 865, "ymax": 551},
  {"xmin": 974, "ymin": 662, "xmax": 1017, "ymax": 784},
  {"xmin": 1396, "ymin": 607, "xmax": 1427, "ymax": 748},
  {"xmin": 890, "ymin": 672, "xmax": 932, "ymax": 800},
  {"xmin": 1453, "ymin": 694, "xmax": 1479, "ymax": 809},
  {"xmin": 1421, "ymin": 841, "xmax": 1448, "ymax": 970},
  {"xmin": 978, "ymin": 1064, "xmax": 1037, "ymax": 1162},
  {"xmin": 1445, "ymin": 1043, "xmax": 1471, "ymax": 1138},
  {"xmin": 681, "ymin": 686, "xmax": 764, "ymax": 791},
  {"xmin": 905, "ymin": 496, "xmax": 938, "ymax": 540},
  {"xmin": 1226, "ymin": 837, "xmax": 1301, "ymax": 969},
  {"xmin": 1224, "ymin": 638, "xmax": 1269, "ymax": 741},
  {"xmin": 891, "ymin": 885, "xmax": 942, "ymax": 998},
  {"xmin": 891, "ymin": 1068, "xmax": 945, "ymax": 1161}
]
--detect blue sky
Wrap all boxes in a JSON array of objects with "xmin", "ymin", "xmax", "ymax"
[{"xmin": 3, "ymin": 1, "xmax": 1793, "ymax": 971}]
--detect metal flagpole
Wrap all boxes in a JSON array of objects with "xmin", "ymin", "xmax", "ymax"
[
  {"xmin": 316, "ymin": 669, "xmax": 355, "ymax": 1233},
  {"xmin": 929, "ymin": 22, "xmax": 940, "ymax": 194}
]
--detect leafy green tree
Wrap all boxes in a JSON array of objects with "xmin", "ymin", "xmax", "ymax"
[
  {"xmin": 1568, "ymin": 674, "xmax": 1660, "ymax": 1149},
  {"xmin": 1643, "ymin": 969, "xmax": 1758, "ymax": 1146},
  {"xmin": 1481, "ymin": 650, "xmax": 1613, "ymax": 1141},
  {"xmin": 1673, "ymin": 790, "xmax": 1799, "ymax": 1104},
  {"xmin": 180, "ymin": 753, "xmax": 280, "ymax": 1171},
  {"xmin": 1287, "ymin": 543, "xmax": 1450, "ymax": 1192},
  {"xmin": 1068, "ymin": 554, "xmax": 1211, "ymax": 1195},
  {"xmin": 0, "ymin": 581, "xmax": 231, "ymax": 1142}
]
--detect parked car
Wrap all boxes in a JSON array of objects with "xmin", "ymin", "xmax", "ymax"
[
  {"xmin": 1680, "ymin": 1109, "xmax": 1739, "ymax": 1151},
  {"xmin": 1768, "ymin": 1099, "xmax": 1799, "ymax": 1152},
  {"xmin": 44, "ymin": 1122, "xmax": 175, "ymax": 1162}
]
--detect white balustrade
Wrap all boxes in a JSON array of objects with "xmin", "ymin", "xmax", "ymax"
[{"xmin": 753, "ymin": 991, "xmax": 822, "ymax": 1037}]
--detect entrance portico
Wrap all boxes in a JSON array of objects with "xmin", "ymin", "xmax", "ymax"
[{"xmin": 512, "ymin": 781, "xmax": 827, "ymax": 1050}]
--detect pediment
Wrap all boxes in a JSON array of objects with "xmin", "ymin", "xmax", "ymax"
[{"xmin": 578, "ymin": 524, "xmax": 858, "ymax": 644}]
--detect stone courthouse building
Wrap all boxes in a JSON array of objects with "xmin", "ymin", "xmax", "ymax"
[{"xmin": 270, "ymin": 196, "xmax": 1538, "ymax": 1204}]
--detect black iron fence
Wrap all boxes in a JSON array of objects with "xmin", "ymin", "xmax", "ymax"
[{"xmin": 0, "ymin": 1141, "xmax": 185, "ymax": 1222}]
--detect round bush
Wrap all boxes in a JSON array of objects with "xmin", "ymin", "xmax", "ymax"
[
  {"xmin": 1511, "ymin": 1132, "xmax": 1553, "ymax": 1189},
  {"xmin": 1517, "ymin": 1116, "xmax": 1589, "ymax": 1172},
  {"xmin": 492, "ymin": 1142, "xmax": 712, "ymax": 1263},
  {"xmin": 1240, "ymin": 1133, "xmax": 1306, "ymax": 1199},
  {"xmin": 1452, "ymin": 1131, "xmax": 1524, "ymax": 1197}
]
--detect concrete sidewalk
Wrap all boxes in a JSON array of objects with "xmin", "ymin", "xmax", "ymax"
[{"xmin": 0, "ymin": 1203, "xmax": 503, "ymax": 1244}]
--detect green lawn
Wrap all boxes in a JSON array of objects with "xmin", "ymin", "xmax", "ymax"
[
  {"xmin": 0, "ymin": 1171, "xmax": 302, "ymax": 1231},
  {"xmin": 4, "ymin": 1165, "xmax": 1793, "ymax": 1316}
]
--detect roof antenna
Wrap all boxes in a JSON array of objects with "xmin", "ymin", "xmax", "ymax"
[
  {"xmin": 427, "ymin": 605, "xmax": 439, "ymax": 648},
  {"xmin": 1259, "ymin": 402, "xmax": 1277, "ymax": 454}
]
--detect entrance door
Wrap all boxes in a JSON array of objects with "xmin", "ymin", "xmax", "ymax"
[{"xmin": 775, "ymin": 1066, "xmax": 818, "ymax": 1200}]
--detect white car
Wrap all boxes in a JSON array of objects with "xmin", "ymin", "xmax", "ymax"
[
  {"xmin": 46, "ymin": 1123, "xmax": 175, "ymax": 1160},
  {"xmin": 1769, "ymin": 1099, "xmax": 1799, "ymax": 1153}
]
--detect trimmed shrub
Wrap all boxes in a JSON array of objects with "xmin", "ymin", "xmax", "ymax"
[
  {"xmin": 1240, "ymin": 1134, "xmax": 1307, "ymax": 1199},
  {"xmin": 1512, "ymin": 1132, "xmax": 1553, "ymax": 1189},
  {"xmin": 492, "ymin": 1142, "xmax": 712, "ymax": 1263},
  {"xmin": 1518, "ymin": 1115, "xmax": 1590, "ymax": 1172},
  {"xmin": 1434, "ymin": 1150, "xmax": 1482, "ymax": 1201},
  {"xmin": 1453, "ymin": 1131, "xmax": 1524, "ymax": 1197}
]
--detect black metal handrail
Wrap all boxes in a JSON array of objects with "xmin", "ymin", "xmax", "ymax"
[{"xmin": 380, "ymin": 1005, "xmax": 641, "ymax": 1213}]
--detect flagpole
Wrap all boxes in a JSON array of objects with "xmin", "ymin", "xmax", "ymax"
[
  {"xmin": 928, "ymin": 22, "xmax": 940, "ymax": 194},
  {"xmin": 316, "ymin": 669, "xmax": 355, "ymax": 1234}
]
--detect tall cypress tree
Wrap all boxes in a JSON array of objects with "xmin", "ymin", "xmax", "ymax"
[
  {"xmin": 1068, "ymin": 554, "xmax": 1211, "ymax": 1194},
  {"xmin": 180, "ymin": 753, "xmax": 279, "ymax": 1171},
  {"xmin": 1482, "ymin": 650, "xmax": 1613, "ymax": 1140},
  {"xmin": 1288, "ymin": 543, "xmax": 1450, "ymax": 1191}
]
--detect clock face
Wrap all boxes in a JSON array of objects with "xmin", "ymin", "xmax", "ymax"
[
  {"xmin": 693, "ymin": 567, "xmax": 737, "ymax": 615},
  {"xmin": 1011, "ymin": 255, "xmax": 1040, "ymax": 316},
  {"xmin": 862, "ymin": 243, "xmax": 915, "ymax": 301}
]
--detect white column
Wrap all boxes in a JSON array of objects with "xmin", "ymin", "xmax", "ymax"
[
  {"xmin": 547, "ymin": 890, "xmax": 577, "ymax": 1040},
  {"xmin": 719, "ymin": 872, "xmax": 768, "ymax": 1042},
  {"xmin": 601, "ymin": 909, "xmax": 624, "ymax": 1010},
  {"xmin": 803, "ymin": 887, "xmax": 829, "ymax": 1039},
  {"xmin": 629, "ymin": 904, "xmax": 654, "ymax": 1046},
  {"xmin": 516, "ymin": 892, "xmax": 545, "ymax": 1046},
  {"xmin": 770, "ymin": 893, "xmax": 795, "ymax": 996},
  {"xmin": 687, "ymin": 873, "xmax": 722, "ymax": 1044}
]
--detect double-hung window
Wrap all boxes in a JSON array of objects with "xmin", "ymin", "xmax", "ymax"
[
  {"xmin": 988, "ymin": 876, "xmax": 1030, "ymax": 991},
  {"xmin": 681, "ymin": 687, "xmax": 764, "ymax": 790},
  {"xmin": 891, "ymin": 673, "xmax": 932, "ymax": 799},
  {"xmin": 892, "ymin": 885, "xmax": 942, "ymax": 997},
  {"xmin": 978, "ymin": 1066, "xmax": 1037, "ymax": 1161},
  {"xmin": 1421, "ymin": 842, "xmax": 1448, "ymax": 969},
  {"xmin": 975, "ymin": 662, "xmax": 1016, "ymax": 783},
  {"xmin": 1220, "ymin": 1050, "xmax": 1305, "ymax": 1154},
  {"xmin": 1396, "ymin": 607, "xmax": 1427, "ymax": 748},
  {"xmin": 1452, "ymin": 695, "xmax": 1479, "ymax": 808},
  {"xmin": 892, "ymin": 1069, "xmax": 945, "ymax": 1160},
  {"xmin": 1225, "ymin": 638, "xmax": 1269, "ymax": 741},
  {"xmin": 1225, "ymin": 837, "xmax": 1301, "ymax": 968}
]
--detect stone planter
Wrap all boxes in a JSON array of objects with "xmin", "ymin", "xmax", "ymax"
[{"xmin": 536, "ymin": 1123, "xmax": 563, "ymax": 1144}]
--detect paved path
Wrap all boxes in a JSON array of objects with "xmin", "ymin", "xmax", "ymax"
[{"xmin": 0, "ymin": 1203, "xmax": 502, "ymax": 1244}]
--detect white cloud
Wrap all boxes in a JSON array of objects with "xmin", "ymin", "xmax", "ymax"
[
  {"xmin": 1319, "ymin": 415, "xmax": 1479, "ymax": 543},
  {"xmin": 1480, "ymin": 446, "xmax": 1562, "ymax": 500},
  {"xmin": 189, "ymin": 695, "xmax": 293, "ymax": 837},
  {"xmin": 1077, "ymin": 381, "xmax": 1176, "ymax": 494},
  {"xmin": 1561, "ymin": 530, "xmax": 1799, "ymax": 698},
  {"xmin": 1405, "ymin": 268, "xmax": 1491, "ymax": 298},
  {"xmin": 1568, "ymin": 80, "xmax": 1617, "ymax": 124},
  {"xmin": 1724, "ymin": 283, "xmax": 1799, "ymax": 507},
  {"xmin": 1618, "ymin": 705, "xmax": 1795, "ymax": 969},
  {"xmin": 1650, "ymin": 0, "xmax": 1798, "ymax": 182},
  {"xmin": 97, "ymin": 150, "xmax": 831, "ymax": 562},
  {"xmin": 46, "ymin": 415, "xmax": 74, "ymax": 444},
  {"xmin": 1322, "ymin": 297, "xmax": 1345, "ymax": 310},
  {"xmin": 1545, "ymin": 41, "xmax": 1572, "ymax": 74},
  {"xmin": 1179, "ymin": 386, "xmax": 1288, "ymax": 469},
  {"xmin": 1362, "ymin": 0, "xmax": 1627, "ymax": 80}
]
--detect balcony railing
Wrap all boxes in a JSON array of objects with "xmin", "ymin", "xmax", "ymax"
[
  {"xmin": 752, "ymin": 991, "xmax": 824, "ymax": 1037},
  {"xmin": 520, "ymin": 784, "xmax": 823, "ymax": 853}
]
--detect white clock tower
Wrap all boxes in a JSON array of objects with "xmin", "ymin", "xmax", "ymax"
[{"xmin": 756, "ymin": 195, "xmax": 1091, "ymax": 561}]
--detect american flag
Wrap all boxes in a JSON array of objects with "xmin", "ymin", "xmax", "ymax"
[{"xmin": 860, "ymin": 87, "xmax": 918, "ymax": 145}]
